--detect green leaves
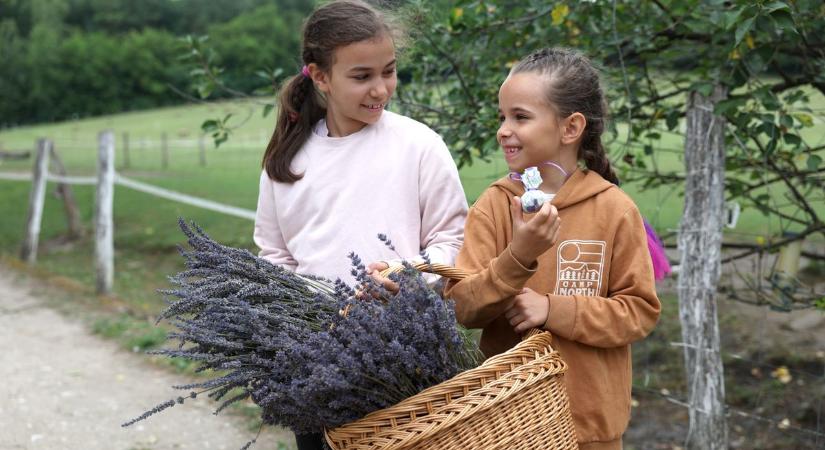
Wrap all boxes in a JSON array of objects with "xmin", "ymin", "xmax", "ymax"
[
  {"xmin": 262, "ymin": 103, "xmax": 275, "ymax": 118},
  {"xmin": 693, "ymin": 81, "xmax": 715, "ymax": 98},
  {"xmin": 201, "ymin": 113, "xmax": 233, "ymax": 148},
  {"xmin": 666, "ymin": 110, "xmax": 681, "ymax": 131},
  {"xmin": 763, "ymin": 1, "xmax": 791, "ymax": 14},
  {"xmin": 714, "ymin": 97, "xmax": 747, "ymax": 117},
  {"xmin": 793, "ymin": 113, "xmax": 814, "ymax": 127},
  {"xmin": 551, "ymin": 3, "xmax": 570, "ymax": 26},
  {"xmin": 735, "ymin": 17, "xmax": 754, "ymax": 46},
  {"xmin": 807, "ymin": 154, "xmax": 822, "ymax": 171}
]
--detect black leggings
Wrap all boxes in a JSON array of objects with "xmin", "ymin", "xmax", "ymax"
[{"xmin": 295, "ymin": 432, "xmax": 326, "ymax": 450}]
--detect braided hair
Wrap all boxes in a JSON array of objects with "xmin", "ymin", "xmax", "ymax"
[{"xmin": 510, "ymin": 48, "xmax": 619, "ymax": 185}]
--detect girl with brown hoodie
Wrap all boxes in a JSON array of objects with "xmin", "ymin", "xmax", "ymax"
[{"xmin": 445, "ymin": 48, "xmax": 661, "ymax": 450}]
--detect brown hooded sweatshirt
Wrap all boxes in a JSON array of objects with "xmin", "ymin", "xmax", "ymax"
[{"xmin": 445, "ymin": 168, "xmax": 661, "ymax": 446}]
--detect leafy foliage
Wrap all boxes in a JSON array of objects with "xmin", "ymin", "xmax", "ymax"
[{"xmin": 0, "ymin": 0, "xmax": 311, "ymax": 125}]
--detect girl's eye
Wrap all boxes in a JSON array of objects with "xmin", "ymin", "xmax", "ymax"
[
  {"xmin": 516, "ymin": 114, "xmax": 528, "ymax": 121},
  {"xmin": 498, "ymin": 115, "xmax": 505, "ymax": 123},
  {"xmin": 383, "ymin": 68, "xmax": 396, "ymax": 76},
  {"xmin": 353, "ymin": 74, "xmax": 370, "ymax": 81}
]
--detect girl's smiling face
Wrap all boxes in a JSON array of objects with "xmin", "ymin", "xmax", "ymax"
[
  {"xmin": 313, "ymin": 34, "xmax": 397, "ymax": 137},
  {"xmin": 497, "ymin": 72, "xmax": 568, "ymax": 173}
]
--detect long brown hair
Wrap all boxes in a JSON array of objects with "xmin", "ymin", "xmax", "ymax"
[
  {"xmin": 262, "ymin": 0, "xmax": 398, "ymax": 183},
  {"xmin": 510, "ymin": 47, "xmax": 619, "ymax": 185}
]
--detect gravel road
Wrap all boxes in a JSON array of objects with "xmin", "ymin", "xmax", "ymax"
[{"xmin": 0, "ymin": 267, "xmax": 296, "ymax": 450}]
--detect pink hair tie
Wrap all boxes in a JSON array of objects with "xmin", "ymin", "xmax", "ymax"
[{"xmin": 301, "ymin": 65, "xmax": 311, "ymax": 78}]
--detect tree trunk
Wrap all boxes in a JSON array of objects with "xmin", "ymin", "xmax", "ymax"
[{"xmin": 678, "ymin": 85, "xmax": 729, "ymax": 449}]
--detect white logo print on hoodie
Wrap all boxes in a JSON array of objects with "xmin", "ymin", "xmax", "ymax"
[{"xmin": 554, "ymin": 239, "xmax": 606, "ymax": 297}]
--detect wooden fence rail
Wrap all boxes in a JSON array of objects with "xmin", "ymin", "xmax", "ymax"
[{"xmin": 3, "ymin": 131, "xmax": 255, "ymax": 294}]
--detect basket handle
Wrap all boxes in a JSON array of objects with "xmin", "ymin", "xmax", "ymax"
[
  {"xmin": 380, "ymin": 262, "xmax": 545, "ymax": 341},
  {"xmin": 380, "ymin": 262, "xmax": 469, "ymax": 280}
]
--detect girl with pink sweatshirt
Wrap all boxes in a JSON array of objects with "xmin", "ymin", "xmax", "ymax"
[{"xmin": 253, "ymin": 2, "xmax": 467, "ymax": 448}]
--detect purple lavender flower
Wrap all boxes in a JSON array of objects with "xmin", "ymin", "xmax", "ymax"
[{"xmin": 124, "ymin": 221, "xmax": 483, "ymax": 442}]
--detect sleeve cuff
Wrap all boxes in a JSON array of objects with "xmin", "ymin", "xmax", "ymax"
[
  {"xmin": 544, "ymin": 294, "xmax": 577, "ymax": 340},
  {"xmin": 490, "ymin": 245, "xmax": 538, "ymax": 291}
]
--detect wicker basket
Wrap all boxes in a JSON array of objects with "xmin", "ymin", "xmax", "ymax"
[{"xmin": 324, "ymin": 263, "xmax": 578, "ymax": 450}]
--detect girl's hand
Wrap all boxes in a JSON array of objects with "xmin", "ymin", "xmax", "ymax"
[
  {"xmin": 366, "ymin": 262, "xmax": 399, "ymax": 295},
  {"xmin": 504, "ymin": 287, "xmax": 550, "ymax": 334},
  {"xmin": 509, "ymin": 196, "xmax": 561, "ymax": 267}
]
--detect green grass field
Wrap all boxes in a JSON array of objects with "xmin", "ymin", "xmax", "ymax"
[{"xmin": 1, "ymin": 97, "xmax": 823, "ymax": 313}]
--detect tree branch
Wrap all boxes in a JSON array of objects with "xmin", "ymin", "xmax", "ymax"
[
  {"xmin": 649, "ymin": 0, "xmax": 677, "ymax": 24},
  {"xmin": 766, "ymin": 158, "xmax": 820, "ymax": 225},
  {"xmin": 737, "ymin": 194, "xmax": 809, "ymax": 226},
  {"xmin": 487, "ymin": 6, "xmax": 553, "ymax": 27},
  {"xmin": 720, "ymin": 223, "xmax": 825, "ymax": 264},
  {"xmin": 721, "ymin": 242, "xmax": 825, "ymax": 261},
  {"xmin": 618, "ymin": 87, "xmax": 691, "ymax": 112},
  {"xmin": 420, "ymin": 33, "xmax": 478, "ymax": 110}
]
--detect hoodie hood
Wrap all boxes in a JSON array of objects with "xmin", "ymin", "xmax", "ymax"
[{"xmin": 490, "ymin": 168, "xmax": 615, "ymax": 210}]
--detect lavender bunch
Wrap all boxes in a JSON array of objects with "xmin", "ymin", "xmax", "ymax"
[
  {"xmin": 255, "ymin": 259, "xmax": 482, "ymax": 432},
  {"xmin": 123, "ymin": 220, "xmax": 483, "ymax": 440},
  {"xmin": 159, "ymin": 219, "xmax": 341, "ymax": 330}
]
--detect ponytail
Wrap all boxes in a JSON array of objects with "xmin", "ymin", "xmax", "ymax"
[
  {"xmin": 262, "ymin": 73, "xmax": 325, "ymax": 182},
  {"xmin": 580, "ymin": 119, "xmax": 619, "ymax": 185},
  {"xmin": 582, "ymin": 144, "xmax": 619, "ymax": 185}
]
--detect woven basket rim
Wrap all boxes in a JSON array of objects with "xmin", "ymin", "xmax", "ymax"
[{"xmin": 324, "ymin": 330, "xmax": 567, "ymax": 449}]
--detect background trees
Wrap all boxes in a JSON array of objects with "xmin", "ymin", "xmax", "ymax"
[{"xmin": 0, "ymin": 0, "xmax": 312, "ymax": 126}]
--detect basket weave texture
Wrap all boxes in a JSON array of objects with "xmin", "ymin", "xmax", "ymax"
[{"xmin": 324, "ymin": 263, "xmax": 578, "ymax": 450}]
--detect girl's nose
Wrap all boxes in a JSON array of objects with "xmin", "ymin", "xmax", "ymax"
[
  {"xmin": 371, "ymin": 81, "xmax": 388, "ymax": 99},
  {"xmin": 497, "ymin": 123, "xmax": 512, "ymax": 141}
]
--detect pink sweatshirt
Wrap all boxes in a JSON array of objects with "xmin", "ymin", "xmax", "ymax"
[{"xmin": 254, "ymin": 110, "xmax": 468, "ymax": 285}]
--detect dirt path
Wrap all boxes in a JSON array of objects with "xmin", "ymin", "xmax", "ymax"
[{"xmin": 0, "ymin": 268, "xmax": 296, "ymax": 450}]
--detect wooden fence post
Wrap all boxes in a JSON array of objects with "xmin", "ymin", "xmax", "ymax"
[
  {"xmin": 95, "ymin": 130, "xmax": 115, "ymax": 295},
  {"xmin": 20, "ymin": 139, "xmax": 52, "ymax": 264},
  {"xmin": 161, "ymin": 132, "xmax": 168, "ymax": 169},
  {"xmin": 199, "ymin": 134, "xmax": 207, "ymax": 167},
  {"xmin": 122, "ymin": 132, "xmax": 130, "ymax": 169},
  {"xmin": 678, "ymin": 85, "xmax": 729, "ymax": 450},
  {"xmin": 49, "ymin": 147, "xmax": 84, "ymax": 239}
]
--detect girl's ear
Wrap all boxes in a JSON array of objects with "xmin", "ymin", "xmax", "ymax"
[
  {"xmin": 308, "ymin": 63, "xmax": 330, "ymax": 94},
  {"xmin": 561, "ymin": 112, "xmax": 587, "ymax": 145}
]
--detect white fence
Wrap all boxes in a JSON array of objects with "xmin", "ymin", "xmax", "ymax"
[{"xmin": 0, "ymin": 131, "xmax": 255, "ymax": 294}]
